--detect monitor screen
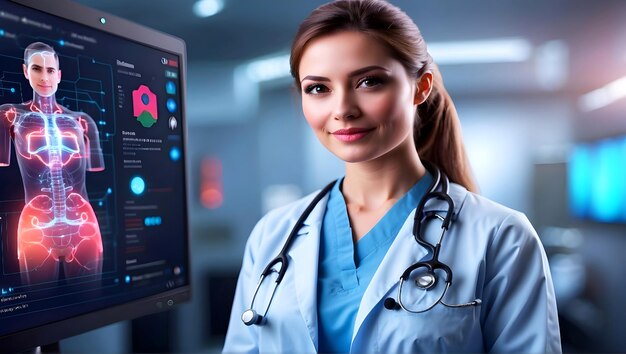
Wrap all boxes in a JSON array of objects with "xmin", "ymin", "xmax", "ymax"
[
  {"xmin": 568, "ymin": 135, "xmax": 626, "ymax": 224},
  {"xmin": 0, "ymin": 0, "xmax": 190, "ymax": 350}
]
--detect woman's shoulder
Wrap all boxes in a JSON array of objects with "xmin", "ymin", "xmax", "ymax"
[
  {"xmin": 451, "ymin": 184, "xmax": 542, "ymax": 255},
  {"xmin": 452, "ymin": 183, "xmax": 529, "ymax": 223},
  {"xmin": 450, "ymin": 183, "xmax": 538, "ymax": 248},
  {"xmin": 241, "ymin": 186, "xmax": 331, "ymax": 265},
  {"xmin": 260, "ymin": 187, "xmax": 326, "ymax": 225},
  {"xmin": 246, "ymin": 187, "xmax": 329, "ymax": 251}
]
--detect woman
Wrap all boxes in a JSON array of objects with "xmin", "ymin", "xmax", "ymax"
[{"xmin": 223, "ymin": 1, "xmax": 561, "ymax": 353}]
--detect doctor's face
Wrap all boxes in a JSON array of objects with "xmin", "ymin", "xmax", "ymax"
[
  {"xmin": 23, "ymin": 52, "xmax": 61, "ymax": 97},
  {"xmin": 298, "ymin": 31, "xmax": 424, "ymax": 164}
]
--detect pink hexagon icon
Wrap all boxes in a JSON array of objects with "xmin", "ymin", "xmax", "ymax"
[{"xmin": 132, "ymin": 85, "xmax": 158, "ymax": 121}]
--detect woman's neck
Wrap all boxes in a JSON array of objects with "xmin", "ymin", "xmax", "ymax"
[
  {"xmin": 31, "ymin": 92, "xmax": 58, "ymax": 114},
  {"xmin": 342, "ymin": 140, "xmax": 425, "ymax": 211}
]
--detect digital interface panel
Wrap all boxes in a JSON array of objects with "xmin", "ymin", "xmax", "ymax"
[{"xmin": 0, "ymin": 1, "xmax": 188, "ymax": 337}]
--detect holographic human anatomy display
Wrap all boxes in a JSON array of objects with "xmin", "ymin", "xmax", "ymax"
[{"xmin": 0, "ymin": 42, "xmax": 105, "ymax": 285}]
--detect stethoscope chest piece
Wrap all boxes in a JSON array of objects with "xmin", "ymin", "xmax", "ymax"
[
  {"xmin": 415, "ymin": 271, "xmax": 437, "ymax": 289},
  {"xmin": 242, "ymin": 308, "xmax": 262, "ymax": 326}
]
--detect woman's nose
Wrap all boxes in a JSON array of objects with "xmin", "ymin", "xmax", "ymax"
[{"xmin": 333, "ymin": 90, "xmax": 361, "ymax": 120}]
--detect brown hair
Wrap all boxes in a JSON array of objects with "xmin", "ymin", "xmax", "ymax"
[{"xmin": 290, "ymin": 0, "xmax": 477, "ymax": 192}]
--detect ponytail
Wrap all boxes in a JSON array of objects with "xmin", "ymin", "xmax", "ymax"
[{"xmin": 415, "ymin": 65, "xmax": 478, "ymax": 193}]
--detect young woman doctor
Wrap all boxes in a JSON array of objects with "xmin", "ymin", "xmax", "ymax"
[{"xmin": 223, "ymin": 1, "xmax": 561, "ymax": 353}]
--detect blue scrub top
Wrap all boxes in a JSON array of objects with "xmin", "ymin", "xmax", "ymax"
[{"xmin": 317, "ymin": 173, "xmax": 433, "ymax": 353}]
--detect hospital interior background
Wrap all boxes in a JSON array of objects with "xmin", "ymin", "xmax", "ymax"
[{"xmin": 53, "ymin": 0, "xmax": 626, "ymax": 352}]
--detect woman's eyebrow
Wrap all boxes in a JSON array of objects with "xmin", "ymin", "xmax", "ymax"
[
  {"xmin": 300, "ymin": 65, "xmax": 390, "ymax": 83},
  {"xmin": 300, "ymin": 75, "xmax": 329, "ymax": 83},
  {"xmin": 348, "ymin": 65, "xmax": 389, "ymax": 77}
]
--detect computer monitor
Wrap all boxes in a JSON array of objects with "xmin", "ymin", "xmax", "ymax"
[
  {"xmin": 0, "ymin": 0, "xmax": 190, "ymax": 351},
  {"xmin": 568, "ymin": 135, "xmax": 626, "ymax": 224}
]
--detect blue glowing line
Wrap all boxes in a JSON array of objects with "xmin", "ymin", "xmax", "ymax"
[
  {"xmin": 58, "ymin": 96, "xmax": 106, "ymax": 112},
  {"xmin": 59, "ymin": 88, "xmax": 105, "ymax": 95}
]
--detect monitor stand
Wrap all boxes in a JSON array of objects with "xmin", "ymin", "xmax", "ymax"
[{"xmin": 20, "ymin": 342, "xmax": 61, "ymax": 354}]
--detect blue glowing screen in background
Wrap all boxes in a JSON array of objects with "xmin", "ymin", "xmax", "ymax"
[{"xmin": 568, "ymin": 135, "xmax": 626, "ymax": 223}]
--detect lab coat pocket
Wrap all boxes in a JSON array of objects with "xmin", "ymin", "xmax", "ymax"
[{"xmin": 374, "ymin": 294, "xmax": 483, "ymax": 353}]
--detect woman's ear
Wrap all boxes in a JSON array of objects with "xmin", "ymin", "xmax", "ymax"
[{"xmin": 414, "ymin": 72, "xmax": 433, "ymax": 105}]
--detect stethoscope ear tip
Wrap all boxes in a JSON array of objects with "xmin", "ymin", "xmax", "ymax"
[{"xmin": 383, "ymin": 297, "xmax": 400, "ymax": 310}]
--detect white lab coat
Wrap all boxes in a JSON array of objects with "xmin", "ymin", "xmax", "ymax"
[{"xmin": 223, "ymin": 182, "xmax": 562, "ymax": 353}]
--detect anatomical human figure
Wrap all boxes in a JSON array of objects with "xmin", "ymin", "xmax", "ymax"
[{"xmin": 0, "ymin": 42, "xmax": 105, "ymax": 285}]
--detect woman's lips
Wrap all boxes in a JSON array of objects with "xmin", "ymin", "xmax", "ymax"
[{"xmin": 331, "ymin": 127, "xmax": 375, "ymax": 142}]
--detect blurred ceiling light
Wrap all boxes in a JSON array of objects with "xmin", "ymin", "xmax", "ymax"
[
  {"xmin": 534, "ymin": 40, "xmax": 569, "ymax": 91},
  {"xmin": 193, "ymin": 0, "xmax": 224, "ymax": 18},
  {"xmin": 244, "ymin": 54, "xmax": 290, "ymax": 83},
  {"xmin": 579, "ymin": 76, "xmax": 626, "ymax": 112},
  {"xmin": 428, "ymin": 38, "xmax": 532, "ymax": 65},
  {"xmin": 243, "ymin": 38, "xmax": 532, "ymax": 84}
]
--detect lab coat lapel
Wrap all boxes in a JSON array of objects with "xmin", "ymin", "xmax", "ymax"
[
  {"xmin": 288, "ymin": 193, "xmax": 329, "ymax": 350},
  {"xmin": 352, "ymin": 210, "xmax": 427, "ymax": 340},
  {"xmin": 352, "ymin": 185, "xmax": 469, "ymax": 342}
]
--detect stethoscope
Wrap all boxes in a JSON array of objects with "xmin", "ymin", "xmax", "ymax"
[{"xmin": 241, "ymin": 163, "xmax": 481, "ymax": 326}]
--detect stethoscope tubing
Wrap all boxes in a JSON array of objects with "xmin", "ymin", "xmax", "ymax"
[
  {"xmin": 242, "ymin": 163, "xmax": 480, "ymax": 326},
  {"xmin": 242, "ymin": 180, "xmax": 334, "ymax": 326},
  {"xmin": 260, "ymin": 180, "xmax": 336, "ymax": 284}
]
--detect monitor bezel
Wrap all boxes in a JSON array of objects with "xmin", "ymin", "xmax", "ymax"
[{"xmin": 0, "ymin": 0, "xmax": 192, "ymax": 351}]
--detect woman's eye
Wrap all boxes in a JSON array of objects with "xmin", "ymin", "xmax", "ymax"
[
  {"xmin": 358, "ymin": 76, "xmax": 385, "ymax": 88},
  {"xmin": 304, "ymin": 84, "xmax": 329, "ymax": 95}
]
